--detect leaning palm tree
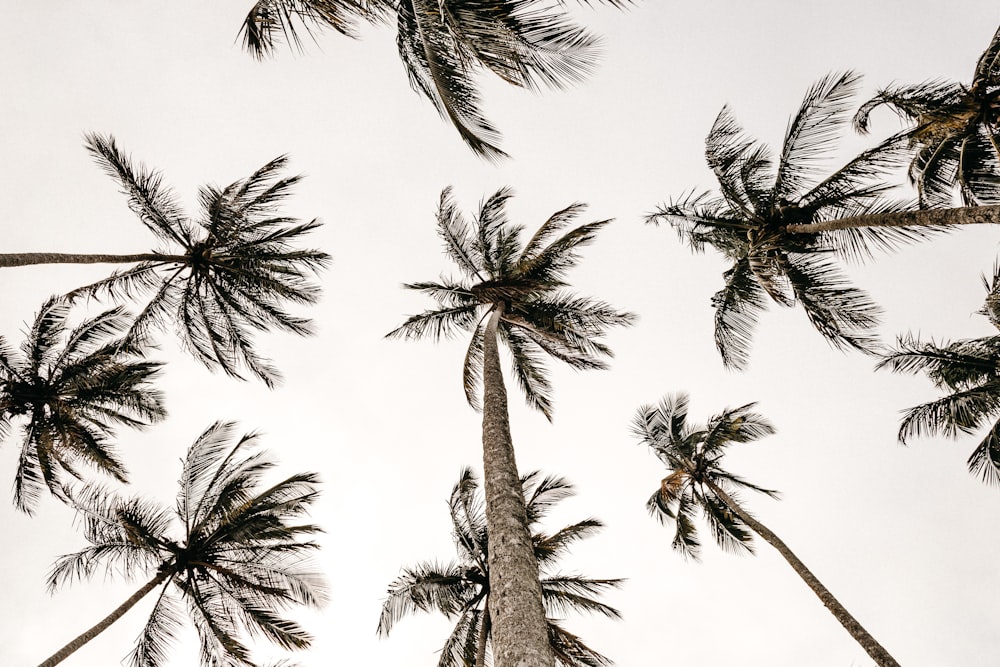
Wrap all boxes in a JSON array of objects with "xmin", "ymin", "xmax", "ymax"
[
  {"xmin": 240, "ymin": 1, "xmax": 629, "ymax": 160},
  {"xmin": 877, "ymin": 263, "xmax": 1000, "ymax": 485},
  {"xmin": 38, "ymin": 421, "xmax": 327, "ymax": 667},
  {"xmin": 387, "ymin": 187, "xmax": 634, "ymax": 667},
  {"xmin": 855, "ymin": 25, "xmax": 1000, "ymax": 207},
  {"xmin": 378, "ymin": 467, "xmax": 622, "ymax": 667},
  {"xmin": 0, "ymin": 296, "xmax": 165, "ymax": 514},
  {"xmin": 647, "ymin": 71, "xmax": 931, "ymax": 370},
  {"xmin": 632, "ymin": 393, "xmax": 901, "ymax": 667},
  {"xmin": 1, "ymin": 133, "xmax": 330, "ymax": 387}
]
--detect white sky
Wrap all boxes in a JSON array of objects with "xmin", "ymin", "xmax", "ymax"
[{"xmin": 2, "ymin": 2, "xmax": 999, "ymax": 666}]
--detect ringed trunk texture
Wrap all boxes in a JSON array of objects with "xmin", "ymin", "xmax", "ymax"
[
  {"xmin": 706, "ymin": 480, "xmax": 901, "ymax": 667},
  {"xmin": 787, "ymin": 204, "xmax": 1000, "ymax": 234},
  {"xmin": 37, "ymin": 570, "xmax": 170, "ymax": 667},
  {"xmin": 0, "ymin": 252, "xmax": 175, "ymax": 268},
  {"xmin": 481, "ymin": 307, "xmax": 554, "ymax": 667}
]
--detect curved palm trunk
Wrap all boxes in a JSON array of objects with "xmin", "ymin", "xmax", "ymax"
[
  {"xmin": 37, "ymin": 570, "xmax": 170, "ymax": 667},
  {"xmin": 481, "ymin": 307, "xmax": 554, "ymax": 667},
  {"xmin": 705, "ymin": 480, "xmax": 901, "ymax": 667},
  {"xmin": 787, "ymin": 203, "xmax": 1000, "ymax": 234},
  {"xmin": 0, "ymin": 252, "xmax": 179, "ymax": 268}
]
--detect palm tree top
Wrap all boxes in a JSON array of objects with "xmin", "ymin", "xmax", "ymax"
[
  {"xmin": 238, "ymin": 1, "xmax": 627, "ymax": 160},
  {"xmin": 647, "ymin": 72, "xmax": 926, "ymax": 370},
  {"xmin": 70, "ymin": 133, "xmax": 331, "ymax": 387},
  {"xmin": 877, "ymin": 265, "xmax": 1000, "ymax": 485},
  {"xmin": 0, "ymin": 296, "xmax": 166, "ymax": 513},
  {"xmin": 632, "ymin": 393, "xmax": 778, "ymax": 559},
  {"xmin": 854, "ymin": 25, "xmax": 1000, "ymax": 206},
  {"xmin": 377, "ymin": 466, "xmax": 622, "ymax": 667},
  {"xmin": 387, "ymin": 187, "xmax": 635, "ymax": 419},
  {"xmin": 47, "ymin": 421, "xmax": 327, "ymax": 666}
]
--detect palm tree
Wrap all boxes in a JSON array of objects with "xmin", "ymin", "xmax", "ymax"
[
  {"xmin": 38, "ymin": 421, "xmax": 327, "ymax": 667},
  {"xmin": 877, "ymin": 263, "xmax": 1000, "ymax": 485},
  {"xmin": 239, "ymin": 1, "xmax": 629, "ymax": 160},
  {"xmin": 387, "ymin": 187, "xmax": 634, "ymax": 667},
  {"xmin": 854, "ymin": 25, "xmax": 1000, "ymax": 207},
  {"xmin": 377, "ymin": 467, "xmax": 622, "ymax": 667},
  {"xmin": 632, "ymin": 393, "xmax": 901, "ymax": 667},
  {"xmin": 0, "ymin": 133, "xmax": 331, "ymax": 387},
  {"xmin": 0, "ymin": 296, "xmax": 165, "ymax": 514},
  {"xmin": 646, "ymin": 71, "xmax": 930, "ymax": 370}
]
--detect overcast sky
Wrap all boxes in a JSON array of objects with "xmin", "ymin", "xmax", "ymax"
[{"xmin": 2, "ymin": 2, "xmax": 999, "ymax": 666}]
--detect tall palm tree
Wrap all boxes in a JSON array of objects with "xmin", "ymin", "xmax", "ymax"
[
  {"xmin": 38, "ymin": 421, "xmax": 327, "ymax": 667},
  {"xmin": 0, "ymin": 296, "xmax": 165, "ymax": 514},
  {"xmin": 632, "ymin": 393, "xmax": 901, "ymax": 667},
  {"xmin": 854, "ymin": 25, "xmax": 1000, "ymax": 207},
  {"xmin": 647, "ymin": 71, "xmax": 929, "ymax": 370},
  {"xmin": 240, "ymin": 1, "xmax": 629, "ymax": 160},
  {"xmin": 377, "ymin": 467, "xmax": 622, "ymax": 667},
  {"xmin": 387, "ymin": 187, "xmax": 634, "ymax": 667},
  {"xmin": 0, "ymin": 133, "xmax": 331, "ymax": 387},
  {"xmin": 877, "ymin": 263, "xmax": 1000, "ymax": 485}
]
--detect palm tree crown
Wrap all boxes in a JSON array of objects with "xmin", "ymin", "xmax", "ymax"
[
  {"xmin": 41, "ymin": 421, "xmax": 327, "ymax": 666},
  {"xmin": 388, "ymin": 186, "xmax": 635, "ymax": 419},
  {"xmin": 647, "ymin": 72, "xmax": 922, "ymax": 370},
  {"xmin": 0, "ymin": 296, "xmax": 165, "ymax": 514},
  {"xmin": 65, "ymin": 133, "xmax": 330, "ymax": 387},
  {"xmin": 855, "ymin": 25, "xmax": 1000, "ymax": 207},
  {"xmin": 631, "ymin": 393, "xmax": 777, "ymax": 558},
  {"xmin": 239, "ymin": 1, "xmax": 627, "ymax": 160},
  {"xmin": 377, "ymin": 467, "xmax": 622, "ymax": 667},
  {"xmin": 877, "ymin": 264, "xmax": 1000, "ymax": 484},
  {"xmin": 632, "ymin": 393, "xmax": 901, "ymax": 667}
]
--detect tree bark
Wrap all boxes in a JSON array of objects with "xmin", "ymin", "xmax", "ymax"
[
  {"xmin": 37, "ymin": 570, "xmax": 170, "ymax": 667},
  {"xmin": 0, "ymin": 252, "xmax": 180, "ymax": 268},
  {"xmin": 481, "ymin": 306, "xmax": 554, "ymax": 667},
  {"xmin": 704, "ymin": 480, "xmax": 901, "ymax": 667},
  {"xmin": 786, "ymin": 204, "xmax": 1000, "ymax": 234}
]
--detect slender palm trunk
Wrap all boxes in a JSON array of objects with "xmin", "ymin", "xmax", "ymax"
[
  {"xmin": 37, "ymin": 570, "xmax": 170, "ymax": 667},
  {"xmin": 481, "ymin": 306, "xmax": 554, "ymax": 667},
  {"xmin": 0, "ymin": 252, "xmax": 181, "ymax": 268},
  {"xmin": 705, "ymin": 480, "xmax": 901, "ymax": 667},
  {"xmin": 787, "ymin": 203, "xmax": 1000, "ymax": 233}
]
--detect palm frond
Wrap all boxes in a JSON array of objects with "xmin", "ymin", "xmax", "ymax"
[
  {"xmin": 712, "ymin": 258, "xmax": 769, "ymax": 370},
  {"xmin": 85, "ymin": 133, "xmax": 188, "ymax": 246},
  {"xmin": 240, "ymin": 0, "xmax": 390, "ymax": 58},
  {"xmin": 396, "ymin": 0, "xmax": 508, "ymax": 161},
  {"xmin": 773, "ymin": 71, "xmax": 862, "ymax": 200}
]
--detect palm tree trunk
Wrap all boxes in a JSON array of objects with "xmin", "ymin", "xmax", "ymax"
[
  {"xmin": 704, "ymin": 480, "xmax": 901, "ymax": 667},
  {"xmin": 0, "ymin": 252, "xmax": 179, "ymax": 268},
  {"xmin": 786, "ymin": 203, "xmax": 1000, "ymax": 233},
  {"xmin": 37, "ymin": 570, "xmax": 170, "ymax": 667},
  {"xmin": 481, "ymin": 306, "xmax": 554, "ymax": 667}
]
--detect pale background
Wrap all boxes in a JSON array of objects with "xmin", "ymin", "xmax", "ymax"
[{"xmin": 1, "ymin": 2, "xmax": 998, "ymax": 666}]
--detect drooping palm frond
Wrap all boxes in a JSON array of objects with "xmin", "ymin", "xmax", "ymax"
[
  {"xmin": 43, "ymin": 423, "xmax": 327, "ymax": 667},
  {"xmin": 388, "ymin": 187, "xmax": 634, "ymax": 419},
  {"xmin": 239, "ymin": 1, "xmax": 608, "ymax": 159},
  {"xmin": 878, "ymin": 329, "xmax": 1000, "ymax": 485},
  {"xmin": 68, "ymin": 134, "xmax": 330, "ymax": 387},
  {"xmin": 240, "ymin": 0, "xmax": 391, "ymax": 57},
  {"xmin": 378, "ymin": 467, "xmax": 621, "ymax": 667},
  {"xmin": 0, "ymin": 297, "xmax": 165, "ymax": 514},
  {"xmin": 649, "ymin": 73, "xmax": 922, "ymax": 369}
]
